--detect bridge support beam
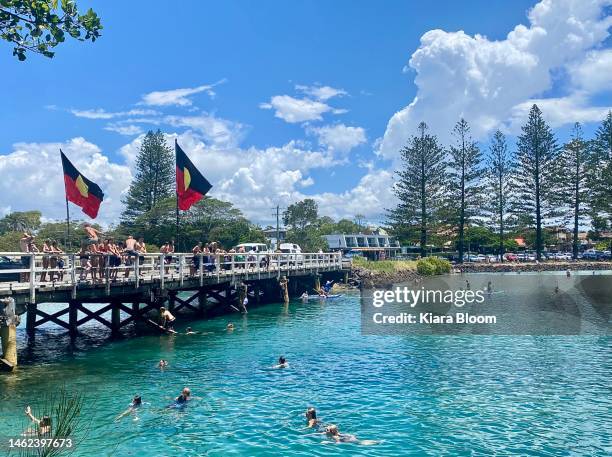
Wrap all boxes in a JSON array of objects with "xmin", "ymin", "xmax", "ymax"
[
  {"xmin": 198, "ymin": 291, "xmax": 207, "ymax": 317},
  {"xmin": 132, "ymin": 302, "xmax": 140, "ymax": 321},
  {"xmin": 168, "ymin": 292, "xmax": 176, "ymax": 313},
  {"xmin": 68, "ymin": 300, "xmax": 78, "ymax": 338},
  {"xmin": 111, "ymin": 300, "xmax": 121, "ymax": 336},
  {"xmin": 26, "ymin": 302, "xmax": 37, "ymax": 337}
]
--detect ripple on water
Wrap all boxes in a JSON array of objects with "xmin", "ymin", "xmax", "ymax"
[{"xmin": 0, "ymin": 290, "xmax": 610, "ymax": 456}]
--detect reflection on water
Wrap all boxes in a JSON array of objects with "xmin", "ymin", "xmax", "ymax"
[{"xmin": 0, "ymin": 273, "xmax": 610, "ymax": 456}]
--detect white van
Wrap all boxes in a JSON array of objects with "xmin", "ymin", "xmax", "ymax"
[
  {"xmin": 279, "ymin": 243, "xmax": 303, "ymax": 265},
  {"xmin": 235, "ymin": 243, "xmax": 270, "ymax": 254}
]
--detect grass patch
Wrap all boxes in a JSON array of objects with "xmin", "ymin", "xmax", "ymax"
[{"xmin": 352, "ymin": 256, "xmax": 418, "ymax": 273}]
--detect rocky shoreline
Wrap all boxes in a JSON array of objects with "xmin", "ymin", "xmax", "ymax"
[
  {"xmin": 350, "ymin": 262, "xmax": 612, "ymax": 288},
  {"xmin": 456, "ymin": 261, "xmax": 612, "ymax": 274}
]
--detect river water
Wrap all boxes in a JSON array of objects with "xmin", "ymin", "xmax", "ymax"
[{"xmin": 0, "ymin": 273, "xmax": 610, "ymax": 456}]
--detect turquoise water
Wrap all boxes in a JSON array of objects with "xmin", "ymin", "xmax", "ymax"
[{"xmin": 1, "ymin": 288, "xmax": 611, "ymax": 456}]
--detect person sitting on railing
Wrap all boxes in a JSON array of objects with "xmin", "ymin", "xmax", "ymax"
[
  {"xmin": 136, "ymin": 237, "xmax": 147, "ymax": 274},
  {"xmin": 260, "ymin": 253, "xmax": 270, "ymax": 270},
  {"xmin": 225, "ymin": 249, "xmax": 235, "ymax": 270},
  {"xmin": 108, "ymin": 239, "xmax": 122, "ymax": 281},
  {"xmin": 98, "ymin": 240, "xmax": 109, "ymax": 280},
  {"xmin": 40, "ymin": 239, "xmax": 52, "ymax": 283},
  {"xmin": 77, "ymin": 243, "xmax": 90, "ymax": 281},
  {"xmin": 236, "ymin": 246, "xmax": 246, "ymax": 269},
  {"xmin": 160, "ymin": 240, "xmax": 175, "ymax": 274},
  {"xmin": 191, "ymin": 242, "xmax": 203, "ymax": 276},
  {"xmin": 88, "ymin": 243, "xmax": 100, "ymax": 283},
  {"xmin": 51, "ymin": 240, "xmax": 64, "ymax": 282},
  {"xmin": 19, "ymin": 233, "xmax": 38, "ymax": 283}
]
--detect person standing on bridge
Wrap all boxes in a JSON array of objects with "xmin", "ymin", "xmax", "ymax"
[
  {"xmin": 191, "ymin": 242, "xmax": 203, "ymax": 276},
  {"xmin": 124, "ymin": 236, "xmax": 138, "ymax": 278}
]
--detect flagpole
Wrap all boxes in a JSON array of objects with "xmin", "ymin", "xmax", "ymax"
[
  {"xmin": 176, "ymin": 198, "xmax": 180, "ymax": 252},
  {"xmin": 65, "ymin": 197, "xmax": 71, "ymax": 250}
]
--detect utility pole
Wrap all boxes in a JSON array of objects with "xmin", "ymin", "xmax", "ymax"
[{"xmin": 271, "ymin": 205, "xmax": 285, "ymax": 250}]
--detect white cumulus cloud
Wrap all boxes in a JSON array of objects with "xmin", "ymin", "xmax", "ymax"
[
  {"xmin": 378, "ymin": 0, "xmax": 612, "ymax": 159},
  {"xmin": 308, "ymin": 124, "xmax": 367, "ymax": 153}
]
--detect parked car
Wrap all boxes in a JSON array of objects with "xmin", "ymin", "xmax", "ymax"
[
  {"xmin": 505, "ymin": 253, "xmax": 518, "ymax": 261},
  {"xmin": 465, "ymin": 254, "xmax": 486, "ymax": 262},
  {"xmin": 582, "ymin": 250, "xmax": 609, "ymax": 260},
  {"xmin": 517, "ymin": 252, "xmax": 536, "ymax": 262},
  {"xmin": 0, "ymin": 256, "xmax": 22, "ymax": 282}
]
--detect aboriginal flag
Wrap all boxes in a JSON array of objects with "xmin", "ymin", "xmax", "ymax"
[
  {"xmin": 176, "ymin": 140, "xmax": 212, "ymax": 211},
  {"xmin": 60, "ymin": 150, "xmax": 104, "ymax": 218}
]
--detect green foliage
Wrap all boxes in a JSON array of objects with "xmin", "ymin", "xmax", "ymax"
[
  {"xmin": 590, "ymin": 111, "xmax": 612, "ymax": 235},
  {"xmin": 121, "ymin": 130, "xmax": 174, "ymax": 224},
  {"xmin": 512, "ymin": 104, "xmax": 560, "ymax": 260},
  {"xmin": 416, "ymin": 256, "xmax": 451, "ymax": 275},
  {"xmin": 485, "ymin": 130, "xmax": 515, "ymax": 259},
  {"xmin": 555, "ymin": 123, "xmax": 593, "ymax": 259},
  {"xmin": 0, "ymin": 210, "xmax": 41, "ymax": 234},
  {"xmin": 446, "ymin": 119, "xmax": 485, "ymax": 262},
  {"xmin": 387, "ymin": 122, "xmax": 447, "ymax": 257},
  {"xmin": 283, "ymin": 198, "xmax": 318, "ymax": 230},
  {"xmin": 0, "ymin": 0, "xmax": 102, "ymax": 61},
  {"xmin": 352, "ymin": 256, "xmax": 417, "ymax": 273},
  {"xmin": 0, "ymin": 231, "xmax": 22, "ymax": 251}
]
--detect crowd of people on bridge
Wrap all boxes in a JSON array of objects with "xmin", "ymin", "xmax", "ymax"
[{"xmin": 15, "ymin": 227, "xmax": 333, "ymax": 285}]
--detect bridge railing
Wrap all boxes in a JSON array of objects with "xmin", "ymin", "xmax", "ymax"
[{"xmin": 0, "ymin": 251, "xmax": 343, "ymax": 302}]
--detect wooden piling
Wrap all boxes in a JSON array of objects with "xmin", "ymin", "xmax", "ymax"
[
  {"xmin": 168, "ymin": 292, "xmax": 176, "ymax": 313},
  {"xmin": 198, "ymin": 291, "xmax": 207, "ymax": 316},
  {"xmin": 0, "ymin": 324, "xmax": 17, "ymax": 370},
  {"xmin": 26, "ymin": 302, "xmax": 37, "ymax": 337},
  {"xmin": 111, "ymin": 300, "xmax": 121, "ymax": 335},
  {"xmin": 68, "ymin": 300, "xmax": 78, "ymax": 338}
]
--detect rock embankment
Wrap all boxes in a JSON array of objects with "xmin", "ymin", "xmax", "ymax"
[
  {"xmin": 457, "ymin": 262, "xmax": 612, "ymax": 274},
  {"xmin": 350, "ymin": 266, "xmax": 419, "ymax": 289}
]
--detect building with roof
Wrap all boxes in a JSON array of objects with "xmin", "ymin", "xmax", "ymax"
[{"xmin": 323, "ymin": 233, "xmax": 401, "ymax": 259}]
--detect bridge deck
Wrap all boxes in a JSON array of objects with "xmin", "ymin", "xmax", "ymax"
[{"xmin": 0, "ymin": 252, "xmax": 346, "ymax": 306}]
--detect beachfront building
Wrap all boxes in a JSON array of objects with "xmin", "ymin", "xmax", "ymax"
[{"xmin": 323, "ymin": 232, "xmax": 401, "ymax": 259}]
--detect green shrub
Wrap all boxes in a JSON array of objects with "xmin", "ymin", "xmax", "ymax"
[{"xmin": 416, "ymin": 256, "xmax": 451, "ymax": 275}]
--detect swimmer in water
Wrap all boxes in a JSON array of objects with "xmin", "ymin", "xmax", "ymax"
[
  {"xmin": 115, "ymin": 395, "xmax": 143, "ymax": 421},
  {"xmin": 305, "ymin": 407, "xmax": 321, "ymax": 428},
  {"xmin": 185, "ymin": 327, "xmax": 197, "ymax": 335},
  {"xmin": 158, "ymin": 359, "xmax": 168, "ymax": 369},
  {"xmin": 324, "ymin": 424, "xmax": 378, "ymax": 445},
  {"xmin": 487, "ymin": 281, "xmax": 492, "ymax": 293},
  {"xmin": 566, "ymin": 269, "xmax": 571, "ymax": 278},
  {"xmin": 465, "ymin": 280, "xmax": 471, "ymax": 290},
  {"xmin": 275, "ymin": 355, "xmax": 288, "ymax": 368},
  {"xmin": 300, "ymin": 291, "xmax": 309, "ymax": 300},
  {"xmin": 175, "ymin": 387, "xmax": 191, "ymax": 405},
  {"xmin": 22, "ymin": 406, "xmax": 51, "ymax": 436},
  {"xmin": 324, "ymin": 424, "xmax": 357, "ymax": 443},
  {"xmin": 226, "ymin": 322, "xmax": 235, "ymax": 331}
]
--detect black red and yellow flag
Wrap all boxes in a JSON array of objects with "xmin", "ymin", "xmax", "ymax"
[
  {"xmin": 60, "ymin": 150, "xmax": 105, "ymax": 219},
  {"xmin": 176, "ymin": 140, "xmax": 212, "ymax": 211}
]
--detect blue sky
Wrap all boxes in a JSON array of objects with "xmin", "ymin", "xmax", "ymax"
[{"xmin": 1, "ymin": 0, "xmax": 611, "ymax": 225}]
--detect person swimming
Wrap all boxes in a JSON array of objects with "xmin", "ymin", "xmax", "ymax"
[
  {"xmin": 300, "ymin": 291, "xmax": 309, "ymax": 300},
  {"xmin": 115, "ymin": 395, "xmax": 143, "ymax": 421},
  {"xmin": 158, "ymin": 359, "xmax": 169, "ymax": 368},
  {"xmin": 324, "ymin": 424, "xmax": 357, "ymax": 443},
  {"xmin": 487, "ymin": 281, "xmax": 493, "ymax": 293},
  {"xmin": 465, "ymin": 280, "xmax": 471, "ymax": 290},
  {"xmin": 322, "ymin": 280, "xmax": 334, "ymax": 293},
  {"xmin": 23, "ymin": 406, "xmax": 51, "ymax": 436},
  {"xmin": 226, "ymin": 322, "xmax": 235, "ymax": 331},
  {"xmin": 185, "ymin": 327, "xmax": 197, "ymax": 335},
  {"xmin": 174, "ymin": 387, "xmax": 191, "ymax": 406},
  {"xmin": 275, "ymin": 356, "xmax": 288, "ymax": 368},
  {"xmin": 305, "ymin": 407, "xmax": 321, "ymax": 429}
]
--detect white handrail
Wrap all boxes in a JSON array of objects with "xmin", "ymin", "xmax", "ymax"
[{"xmin": 0, "ymin": 251, "xmax": 343, "ymax": 301}]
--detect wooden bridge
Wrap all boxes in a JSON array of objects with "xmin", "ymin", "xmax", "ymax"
[{"xmin": 0, "ymin": 251, "xmax": 347, "ymax": 370}]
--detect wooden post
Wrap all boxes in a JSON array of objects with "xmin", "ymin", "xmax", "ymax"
[
  {"xmin": 111, "ymin": 300, "xmax": 121, "ymax": 336},
  {"xmin": 255, "ymin": 285, "xmax": 261, "ymax": 306},
  {"xmin": 198, "ymin": 290, "xmax": 207, "ymax": 316},
  {"xmin": 26, "ymin": 302, "xmax": 37, "ymax": 337},
  {"xmin": 314, "ymin": 274, "xmax": 321, "ymax": 292},
  {"xmin": 279, "ymin": 276, "xmax": 289, "ymax": 304},
  {"xmin": 132, "ymin": 301, "xmax": 140, "ymax": 321},
  {"xmin": 0, "ymin": 324, "xmax": 17, "ymax": 369},
  {"xmin": 168, "ymin": 291, "xmax": 176, "ymax": 313},
  {"xmin": 69, "ymin": 300, "xmax": 78, "ymax": 338},
  {"xmin": 344, "ymin": 271, "xmax": 349, "ymax": 284}
]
